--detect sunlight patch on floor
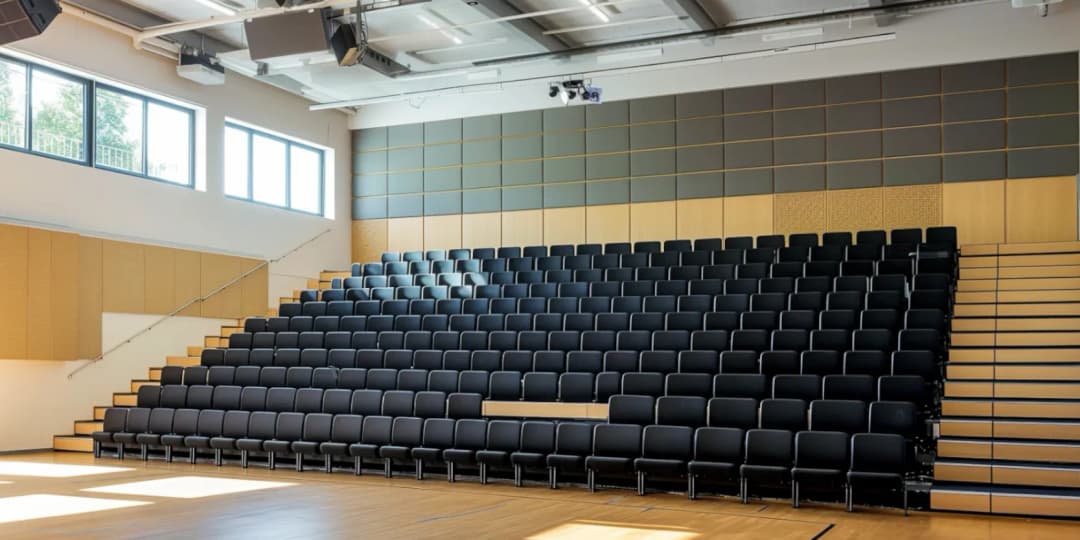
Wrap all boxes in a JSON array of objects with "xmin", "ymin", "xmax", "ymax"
[
  {"xmin": 0, "ymin": 461, "xmax": 132, "ymax": 478},
  {"xmin": 82, "ymin": 476, "xmax": 295, "ymax": 499},
  {"xmin": 0, "ymin": 494, "xmax": 149, "ymax": 524},
  {"xmin": 527, "ymin": 520, "xmax": 700, "ymax": 540}
]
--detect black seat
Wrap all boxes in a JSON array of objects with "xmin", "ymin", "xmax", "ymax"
[
  {"xmin": 634, "ymin": 425, "xmax": 693, "ymax": 495},
  {"xmin": 809, "ymin": 400, "xmax": 867, "ymax": 434},
  {"xmin": 687, "ymin": 427, "xmax": 744, "ymax": 499},
  {"xmin": 547, "ymin": 422, "xmax": 593, "ymax": 488},
  {"xmin": 656, "ymin": 396, "xmax": 707, "ymax": 427},
  {"xmin": 510, "ymin": 421, "xmax": 556, "ymax": 487},
  {"xmin": 443, "ymin": 419, "xmax": 489, "ymax": 482},
  {"xmin": 475, "ymin": 420, "xmax": 522, "ymax": 484},
  {"xmin": 740, "ymin": 429, "xmax": 794, "ymax": 503},
  {"xmin": 791, "ymin": 431, "xmax": 850, "ymax": 508},
  {"xmin": 707, "ymin": 397, "xmax": 758, "ymax": 430},
  {"xmin": 411, "ymin": 417, "xmax": 456, "ymax": 480},
  {"xmin": 847, "ymin": 433, "xmax": 908, "ymax": 513},
  {"xmin": 585, "ymin": 423, "xmax": 642, "ymax": 492}
]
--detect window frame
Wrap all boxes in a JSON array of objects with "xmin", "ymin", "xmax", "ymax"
[
  {"xmin": 224, "ymin": 121, "xmax": 326, "ymax": 216},
  {"xmin": 0, "ymin": 52, "xmax": 196, "ymax": 188}
]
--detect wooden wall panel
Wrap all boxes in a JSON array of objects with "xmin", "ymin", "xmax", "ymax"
[
  {"xmin": 352, "ymin": 219, "xmax": 388, "ymax": 264},
  {"xmin": 102, "ymin": 240, "xmax": 145, "ymax": 314},
  {"xmin": 724, "ymin": 194, "xmax": 774, "ymax": 238},
  {"xmin": 543, "ymin": 207, "xmax": 586, "ymax": 246},
  {"xmin": 462, "ymin": 212, "xmax": 502, "ymax": 249},
  {"xmin": 676, "ymin": 198, "xmax": 723, "ymax": 240},
  {"xmin": 827, "ymin": 187, "xmax": 883, "ymax": 232},
  {"xmin": 77, "ymin": 236, "xmax": 102, "ymax": 359},
  {"xmin": 26, "ymin": 229, "xmax": 52, "ymax": 360},
  {"xmin": 883, "ymin": 183, "xmax": 942, "ymax": 231},
  {"xmin": 240, "ymin": 261, "xmax": 268, "ymax": 317},
  {"xmin": 586, "ymin": 204, "xmax": 630, "ymax": 244},
  {"xmin": 387, "ymin": 217, "xmax": 424, "ymax": 252},
  {"xmin": 423, "ymin": 215, "xmax": 463, "ymax": 251},
  {"xmin": 173, "ymin": 249, "xmax": 202, "ymax": 318},
  {"xmin": 630, "ymin": 201, "xmax": 677, "ymax": 244},
  {"xmin": 199, "ymin": 253, "xmax": 243, "ymax": 319},
  {"xmin": 774, "ymin": 191, "xmax": 827, "ymax": 236},
  {"xmin": 944, "ymin": 179, "xmax": 1006, "ymax": 245},
  {"xmin": 502, "ymin": 210, "xmax": 544, "ymax": 246},
  {"xmin": 1006, "ymin": 176, "xmax": 1078, "ymax": 244},
  {"xmin": 0, "ymin": 225, "xmax": 29, "ymax": 359},
  {"xmin": 50, "ymin": 232, "xmax": 79, "ymax": 360},
  {"xmin": 143, "ymin": 245, "xmax": 176, "ymax": 315}
]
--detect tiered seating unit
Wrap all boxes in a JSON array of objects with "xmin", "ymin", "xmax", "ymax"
[{"xmin": 93, "ymin": 228, "xmax": 957, "ymax": 513}]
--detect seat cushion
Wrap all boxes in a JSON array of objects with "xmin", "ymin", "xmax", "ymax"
[
  {"xmin": 91, "ymin": 432, "xmax": 115, "ymax": 443},
  {"xmin": 235, "ymin": 438, "xmax": 265, "ymax": 452},
  {"xmin": 411, "ymin": 447, "xmax": 443, "ymax": 462},
  {"xmin": 634, "ymin": 457, "xmax": 685, "ymax": 476},
  {"xmin": 135, "ymin": 433, "xmax": 162, "ymax": 446},
  {"xmin": 319, "ymin": 442, "xmax": 349, "ymax": 456},
  {"xmin": 379, "ymin": 445, "xmax": 412, "ymax": 461},
  {"xmin": 263, "ymin": 440, "xmax": 293, "ymax": 454},
  {"xmin": 791, "ymin": 467, "xmax": 844, "ymax": 481},
  {"xmin": 442, "ymin": 448, "xmax": 478, "ymax": 464},
  {"xmin": 509, "ymin": 451, "xmax": 546, "ymax": 468},
  {"xmin": 209, "ymin": 437, "xmax": 237, "ymax": 450},
  {"xmin": 740, "ymin": 464, "xmax": 789, "ymax": 479},
  {"xmin": 475, "ymin": 450, "xmax": 510, "ymax": 466},
  {"xmin": 687, "ymin": 460, "xmax": 738, "ymax": 478},
  {"xmin": 584, "ymin": 455, "xmax": 633, "ymax": 473},
  {"xmin": 159, "ymin": 434, "xmax": 186, "ymax": 447},
  {"xmin": 847, "ymin": 471, "xmax": 902, "ymax": 486},
  {"xmin": 183, "ymin": 436, "xmax": 212, "ymax": 449},
  {"xmin": 349, "ymin": 443, "xmax": 380, "ymax": 458},
  {"xmin": 291, "ymin": 441, "xmax": 320, "ymax": 455},
  {"xmin": 546, "ymin": 453, "xmax": 584, "ymax": 470},
  {"xmin": 113, "ymin": 432, "xmax": 139, "ymax": 445}
]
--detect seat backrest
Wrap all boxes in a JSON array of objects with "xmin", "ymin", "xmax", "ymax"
[
  {"xmin": 360, "ymin": 416, "xmax": 393, "ymax": 444},
  {"xmin": 453, "ymin": 419, "xmax": 488, "ymax": 450},
  {"xmin": 554, "ymin": 422, "xmax": 593, "ymax": 455},
  {"xmin": 642, "ymin": 425, "xmax": 692, "ymax": 460},
  {"xmin": 850, "ymin": 432, "xmax": 906, "ymax": 473},
  {"xmin": 608, "ymin": 394, "xmax": 655, "ymax": 425},
  {"xmin": 809, "ymin": 399, "xmax": 867, "ymax": 434},
  {"xmin": 330, "ymin": 414, "xmax": 364, "ymax": 444},
  {"xmin": 693, "ymin": 426, "xmax": 743, "ymax": 462},
  {"xmin": 745, "ymin": 428, "xmax": 793, "ymax": 466},
  {"xmin": 655, "ymin": 396, "xmax": 707, "ymax": 427},
  {"xmin": 592, "ymin": 423, "xmax": 642, "ymax": 458},
  {"xmin": 447, "ymin": 392, "xmax": 483, "ymax": 419},
  {"xmin": 869, "ymin": 400, "xmax": 920, "ymax": 437},
  {"xmin": 759, "ymin": 398, "xmax": 808, "ymax": 431},
  {"xmin": 301, "ymin": 413, "xmax": 333, "ymax": 442},
  {"xmin": 795, "ymin": 430, "xmax": 849, "ymax": 470},
  {"xmin": 274, "ymin": 412, "xmax": 305, "ymax": 441}
]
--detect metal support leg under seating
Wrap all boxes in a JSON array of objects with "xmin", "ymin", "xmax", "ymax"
[
  {"xmin": 740, "ymin": 478, "xmax": 748, "ymax": 504},
  {"xmin": 296, "ymin": 454, "xmax": 304, "ymax": 472},
  {"xmin": 514, "ymin": 465, "xmax": 523, "ymax": 487},
  {"xmin": 792, "ymin": 481, "xmax": 799, "ymax": 508},
  {"xmin": 214, "ymin": 449, "xmax": 223, "ymax": 466},
  {"xmin": 93, "ymin": 441, "xmax": 101, "ymax": 458},
  {"xmin": 268, "ymin": 451, "xmax": 276, "ymax": 470},
  {"xmin": 189, "ymin": 449, "xmax": 197, "ymax": 465},
  {"xmin": 354, "ymin": 457, "xmax": 362, "ymax": 476},
  {"xmin": 636, "ymin": 472, "xmax": 646, "ymax": 496},
  {"xmin": 448, "ymin": 462, "xmax": 456, "ymax": 483},
  {"xmin": 548, "ymin": 467, "xmax": 558, "ymax": 489},
  {"xmin": 416, "ymin": 461, "xmax": 424, "ymax": 481},
  {"xmin": 165, "ymin": 446, "xmax": 173, "ymax": 463},
  {"xmin": 480, "ymin": 464, "xmax": 488, "ymax": 485},
  {"xmin": 384, "ymin": 458, "xmax": 392, "ymax": 478},
  {"xmin": 688, "ymin": 475, "xmax": 696, "ymax": 500},
  {"xmin": 240, "ymin": 450, "xmax": 248, "ymax": 468},
  {"xmin": 587, "ymin": 470, "xmax": 596, "ymax": 493},
  {"xmin": 324, "ymin": 455, "xmax": 332, "ymax": 473}
]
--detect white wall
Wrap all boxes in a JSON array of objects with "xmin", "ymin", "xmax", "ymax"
[
  {"xmin": 0, "ymin": 313, "xmax": 230, "ymax": 452},
  {"xmin": 352, "ymin": 1, "xmax": 1080, "ymax": 129},
  {"xmin": 0, "ymin": 14, "xmax": 354, "ymax": 304}
]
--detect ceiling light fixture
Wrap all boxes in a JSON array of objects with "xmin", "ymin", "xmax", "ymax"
[
  {"xmin": 577, "ymin": 0, "xmax": 610, "ymax": 23},
  {"xmin": 596, "ymin": 47, "xmax": 663, "ymax": 65},
  {"xmin": 192, "ymin": 0, "xmax": 237, "ymax": 17},
  {"xmin": 418, "ymin": 14, "xmax": 463, "ymax": 45},
  {"xmin": 761, "ymin": 27, "xmax": 824, "ymax": 42}
]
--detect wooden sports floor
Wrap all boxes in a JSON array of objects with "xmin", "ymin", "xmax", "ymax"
[{"xmin": 0, "ymin": 452, "xmax": 1075, "ymax": 539}]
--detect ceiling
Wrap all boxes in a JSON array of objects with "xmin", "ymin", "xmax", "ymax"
[{"xmin": 64, "ymin": 0, "xmax": 1014, "ymax": 108}]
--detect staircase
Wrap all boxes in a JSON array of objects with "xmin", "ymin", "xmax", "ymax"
[
  {"xmin": 52, "ymin": 271, "xmax": 345, "ymax": 452},
  {"xmin": 931, "ymin": 241, "xmax": 1080, "ymax": 518}
]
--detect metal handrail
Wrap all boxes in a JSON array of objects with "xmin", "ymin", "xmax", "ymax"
[{"xmin": 67, "ymin": 228, "xmax": 333, "ymax": 378}]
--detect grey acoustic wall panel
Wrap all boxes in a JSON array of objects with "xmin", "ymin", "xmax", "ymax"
[
  {"xmin": 630, "ymin": 123, "xmax": 676, "ymax": 150},
  {"xmin": 827, "ymin": 161, "xmax": 881, "ymax": 189},
  {"xmin": 773, "ymin": 108, "xmax": 825, "ymax": 137},
  {"xmin": 587, "ymin": 180, "xmax": 630, "ymax": 205},
  {"xmin": 883, "ymin": 67, "xmax": 941, "ymax": 98},
  {"xmin": 544, "ymin": 182, "xmax": 586, "ymax": 208},
  {"xmin": 502, "ymin": 186, "xmax": 543, "ymax": 211},
  {"xmin": 424, "ymin": 191, "xmax": 462, "ymax": 216},
  {"xmin": 502, "ymin": 110, "xmax": 542, "ymax": 136},
  {"xmin": 1008, "ymin": 116, "xmax": 1079, "ymax": 148},
  {"xmin": 463, "ymin": 140, "xmax": 500, "ymax": 164},
  {"xmin": 502, "ymin": 135, "xmax": 542, "ymax": 160},
  {"xmin": 387, "ymin": 171, "xmax": 423, "ymax": 194},
  {"xmin": 884, "ymin": 156, "xmax": 941, "ymax": 186},
  {"xmin": 387, "ymin": 194, "xmax": 423, "ymax": 218},
  {"xmin": 773, "ymin": 80, "xmax": 825, "ymax": 108},
  {"xmin": 355, "ymin": 196, "xmax": 387, "ymax": 219},
  {"xmin": 355, "ymin": 150, "xmax": 387, "ymax": 174},
  {"xmin": 943, "ymin": 152, "xmax": 1006, "ymax": 182},
  {"xmin": 424, "ymin": 119, "xmax": 461, "ymax": 144},
  {"xmin": 630, "ymin": 149, "xmax": 676, "ymax": 176},
  {"xmin": 1007, "ymin": 53, "xmax": 1078, "ymax": 86},
  {"xmin": 724, "ymin": 112, "xmax": 772, "ymax": 141},
  {"xmin": 725, "ymin": 169, "xmax": 773, "ymax": 196},
  {"xmin": 544, "ymin": 157, "xmax": 585, "ymax": 183},
  {"xmin": 389, "ymin": 146, "xmax": 423, "ymax": 171},
  {"xmin": 631, "ymin": 176, "xmax": 677, "ymax": 202},
  {"xmin": 1008, "ymin": 147, "xmax": 1079, "ymax": 178},
  {"xmin": 630, "ymin": 96, "xmax": 675, "ymax": 123},
  {"xmin": 388, "ymin": 124, "xmax": 423, "ymax": 147},
  {"xmin": 586, "ymin": 126, "xmax": 629, "ymax": 153},
  {"xmin": 827, "ymin": 73, "xmax": 880, "ymax": 104},
  {"xmin": 774, "ymin": 136, "xmax": 825, "ymax": 165},
  {"xmin": 677, "ymin": 117, "xmax": 723, "ymax": 145},
  {"xmin": 828, "ymin": 132, "xmax": 882, "ymax": 161},
  {"xmin": 1008, "ymin": 84, "xmax": 1078, "ymax": 116},
  {"xmin": 942, "ymin": 60, "xmax": 1005, "ymax": 92},
  {"xmin": 543, "ymin": 129, "xmax": 584, "ymax": 157},
  {"xmin": 356, "ymin": 173, "xmax": 388, "ymax": 197},
  {"xmin": 774, "ymin": 165, "xmax": 826, "ymax": 193},
  {"xmin": 587, "ymin": 154, "xmax": 629, "ymax": 180},
  {"xmin": 543, "ymin": 107, "xmax": 585, "ymax": 132},
  {"xmin": 586, "ymin": 101, "xmax": 629, "ymax": 127},
  {"xmin": 463, "ymin": 115, "xmax": 500, "ymax": 140},
  {"xmin": 724, "ymin": 86, "xmax": 772, "ymax": 113},
  {"xmin": 677, "ymin": 145, "xmax": 724, "ymax": 172},
  {"xmin": 828, "ymin": 102, "xmax": 881, "ymax": 132},
  {"xmin": 462, "ymin": 164, "xmax": 501, "ymax": 189},
  {"xmin": 677, "ymin": 173, "xmax": 724, "ymax": 199},
  {"xmin": 424, "ymin": 143, "xmax": 461, "ymax": 168},
  {"xmin": 423, "ymin": 167, "xmax": 462, "ymax": 192},
  {"xmin": 463, "ymin": 188, "xmax": 501, "ymax": 214},
  {"xmin": 943, "ymin": 90, "xmax": 1005, "ymax": 122},
  {"xmin": 944, "ymin": 121, "xmax": 1006, "ymax": 153},
  {"xmin": 884, "ymin": 126, "xmax": 941, "ymax": 157},
  {"xmin": 502, "ymin": 161, "xmax": 542, "ymax": 186},
  {"xmin": 355, "ymin": 127, "xmax": 388, "ymax": 151},
  {"xmin": 883, "ymin": 97, "xmax": 940, "ymax": 127},
  {"xmin": 725, "ymin": 141, "xmax": 772, "ymax": 169},
  {"xmin": 677, "ymin": 90, "xmax": 723, "ymax": 118}
]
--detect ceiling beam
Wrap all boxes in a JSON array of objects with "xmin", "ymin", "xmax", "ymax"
[
  {"xmin": 869, "ymin": 0, "xmax": 905, "ymax": 26},
  {"xmin": 64, "ymin": 0, "xmax": 239, "ymax": 54},
  {"xmin": 661, "ymin": 0, "xmax": 717, "ymax": 31},
  {"xmin": 463, "ymin": 0, "xmax": 569, "ymax": 52}
]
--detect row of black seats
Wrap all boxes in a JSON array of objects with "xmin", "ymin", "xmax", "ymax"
[
  {"xmin": 94, "ymin": 407, "xmax": 910, "ymax": 512},
  {"xmin": 154, "ymin": 365, "xmax": 929, "ymax": 405},
  {"xmin": 368, "ymin": 227, "xmax": 957, "ymax": 265}
]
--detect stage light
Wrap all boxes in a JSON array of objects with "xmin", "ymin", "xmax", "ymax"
[{"xmin": 549, "ymin": 85, "xmax": 560, "ymax": 98}]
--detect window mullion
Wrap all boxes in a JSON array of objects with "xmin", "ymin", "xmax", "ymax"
[
  {"xmin": 246, "ymin": 129, "xmax": 254, "ymax": 201},
  {"xmin": 141, "ymin": 98, "xmax": 149, "ymax": 176},
  {"xmin": 284, "ymin": 141, "xmax": 292, "ymax": 210}
]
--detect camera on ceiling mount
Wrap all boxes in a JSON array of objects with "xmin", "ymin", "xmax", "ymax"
[{"xmin": 548, "ymin": 79, "xmax": 603, "ymax": 105}]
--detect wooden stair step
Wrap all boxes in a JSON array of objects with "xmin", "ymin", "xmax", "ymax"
[
  {"xmin": 952, "ymin": 331, "xmax": 1080, "ymax": 347},
  {"xmin": 942, "ymin": 399, "xmax": 1080, "ymax": 419},
  {"xmin": 52, "ymin": 435, "xmax": 93, "ymax": 453},
  {"xmin": 957, "ymin": 290, "xmax": 1080, "ymax": 303},
  {"xmin": 130, "ymin": 380, "xmax": 159, "ymax": 393},
  {"xmin": 74, "ymin": 420, "xmax": 102, "ymax": 436},
  {"xmin": 937, "ymin": 438, "xmax": 1080, "ymax": 463},
  {"xmin": 93, "ymin": 407, "xmax": 108, "ymax": 421},
  {"xmin": 950, "ymin": 348, "xmax": 1080, "ymax": 363},
  {"xmin": 166, "ymin": 355, "xmax": 200, "ymax": 367},
  {"xmin": 934, "ymin": 459, "xmax": 1080, "ymax": 489},
  {"xmin": 148, "ymin": 367, "xmax": 162, "ymax": 381},
  {"xmin": 945, "ymin": 381, "xmax": 1080, "ymax": 399},
  {"xmin": 187, "ymin": 345, "xmax": 204, "ymax": 357},
  {"xmin": 958, "ymin": 277, "xmax": 1080, "ymax": 292},
  {"xmin": 952, "ymin": 318, "xmax": 1080, "ymax": 332},
  {"xmin": 112, "ymin": 393, "xmax": 137, "ymax": 407},
  {"xmin": 961, "ymin": 265, "xmax": 1080, "ymax": 280},
  {"xmin": 945, "ymin": 364, "xmax": 1080, "ymax": 381}
]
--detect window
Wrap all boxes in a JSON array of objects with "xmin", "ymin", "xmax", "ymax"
[
  {"xmin": 0, "ymin": 53, "xmax": 195, "ymax": 186},
  {"xmin": 224, "ymin": 121, "xmax": 325, "ymax": 215}
]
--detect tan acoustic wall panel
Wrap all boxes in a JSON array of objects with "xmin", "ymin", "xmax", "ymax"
[
  {"xmin": 102, "ymin": 240, "xmax": 146, "ymax": 314},
  {"xmin": 50, "ymin": 232, "xmax": 79, "ymax": 360},
  {"xmin": 724, "ymin": 194, "xmax": 773, "ymax": 238},
  {"xmin": 352, "ymin": 219, "xmax": 388, "ymax": 265},
  {"xmin": 774, "ymin": 191, "xmax": 827, "ymax": 236},
  {"xmin": 173, "ymin": 249, "xmax": 202, "ymax": 318},
  {"xmin": 543, "ymin": 207, "xmax": 586, "ymax": 246},
  {"xmin": 502, "ymin": 210, "xmax": 544, "ymax": 246},
  {"xmin": 828, "ymin": 187, "xmax": 883, "ymax": 232},
  {"xmin": 676, "ymin": 198, "xmax": 723, "ymax": 240},
  {"xmin": 1005, "ymin": 176, "xmax": 1078, "ymax": 244},
  {"xmin": 462, "ymin": 212, "xmax": 502, "ymax": 249},
  {"xmin": 586, "ymin": 204, "xmax": 630, "ymax": 244},
  {"xmin": 630, "ymin": 201, "xmax": 676, "ymax": 244},
  {"xmin": 240, "ymin": 261, "xmax": 269, "ymax": 317},
  {"xmin": 143, "ymin": 245, "xmax": 176, "ymax": 315},
  {"xmin": 199, "ymin": 253, "xmax": 243, "ymax": 319},
  {"xmin": 423, "ymin": 215, "xmax": 463, "ymax": 251},
  {"xmin": 26, "ymin": 229, "xmax": 52, "ymax": 360},
  {"xmin": 944, "ymin": 179, "xmax": 1006, "ymax": 245},
  {"xmin": 77, "ymin": 236, "xmax": 103, "ymax": 359},
  {"xmin": 883, "ymin": 183, "xmax": 943, "ymax": 231},
  {"xmin": 387, "ymin": 217, "xmax": 424, "ymax": 253}
]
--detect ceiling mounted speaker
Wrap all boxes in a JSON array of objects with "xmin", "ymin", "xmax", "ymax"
[
  {"xmin": 244, "ymin": 8, "xmax": 331, "ymax": 61},
  {"xmin": 0, "ymin": 0, "xmax": 61, "ymax": 45}
]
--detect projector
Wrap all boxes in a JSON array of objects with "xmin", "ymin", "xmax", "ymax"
[
  {"xmin": 177, "ymin": 51, "xmax": 225, "ymax": 86},
  {"xmin": 1011, "ymin": 0, "xmax": 1062, "ymax": 7}
]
